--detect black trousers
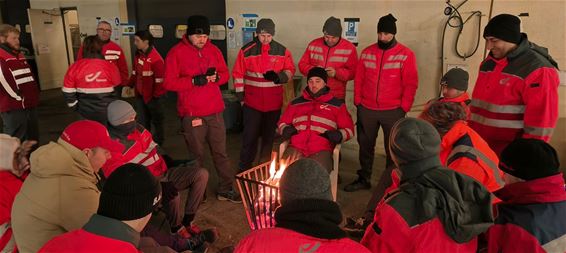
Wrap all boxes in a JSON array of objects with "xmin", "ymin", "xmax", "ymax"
[
  {"xmin": 1, "ymin": 108, "xmax": 39, "ymax": 142},
  {"xmin": 239, "ymin": 105, "xmax": 280, "ymax": 171},
  {"xmin": 135, "ymin": 96, "xmax": 165, "ymax": 146}
]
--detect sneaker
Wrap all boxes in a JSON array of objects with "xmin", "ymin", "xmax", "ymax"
[
  {"xmin": 344, "ymin": 177, "xmax": 371, "ymax": 192},
  {"xmin": 217, "ymin": 190, "xmax": 242, "ymax": 203},
  {"xmin": 343, "ymin": 216, "xmax": 370, "ymax": 238},
  {"xmin": 186, "ymin": 228, "xmax": 219, "ymax": 252}
]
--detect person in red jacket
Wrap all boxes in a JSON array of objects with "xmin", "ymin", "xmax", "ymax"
[
  {"xmin": 346, "ymin": 14, "xmax": 418, "ymax": 193},
  {"xmin": 164, "ymin": 15, "xmax": 238, "ymax": 203},
  {"xmin": 77, "ymin": 21, "xmax": 129, "ymax": 87},
  {"xmin": 485, "ymin": 139, "xmax": 566, "ymax": 253},
  {"xmin": 39, "ymin": 163, "xmax": 173, "ymax": 253},
  {"xmin": 361, "ymin": 118, "xmax": 493, "ymax": 253},
  {"xmin": 0, "ymin": 25, "xmax": 40, "ymax": 142},
  {"xmin": 422, "ymin": 68, "xmax": 471, "ymax": 120},
  {"xmin": 0, "ymin": 134, "xmax": 35, "ymax": 253},
  {"xmin": 235, "ymin": 159, "xmax": 370, "ymax": 253},
  {"xmin": 421, "ymin": 100, "xmax": 504, "ymax": 193},
  {"xmin": 232, "ymin": 18, "xmax": 296, "ymax": 172},
  {"xmin": 298, "ymin": 17, "xmax": 358, "ymax": 101},
  {"xmin": 470, "ymin": 14, "xmax": 559, "ymax": 155},
  {"xmin": 62, "ymin": 35, "xmax": 120, "ymax": 125},
  {"xmin": 130, "ymin": 30, "xmax": 166, "ymax": 145},
  {"xmin": 278, "ymin": 67, "xmax": 354, "ymax": 172}
]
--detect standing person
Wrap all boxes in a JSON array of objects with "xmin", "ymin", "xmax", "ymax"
[
  {"xmin": 232, "ymin": 18, "xmax": 296, "ymax": 171},
  {"xmin": 77, "ymin": 21, "xmax": 129, "ymax": 87},
  {"xmin": 0, "ymin": 25, "xmax": 40, "ymax": 142},
  {"xmin": 278, "ymin": 67, "xmax": 354, "ymax": 172},
  {"xmin": 0, "ymin": 134, "xmax": 35, "ymax": 253},
  {"xmin": 130, "ymin": 30, "xmax": 166, "ymax": 146},
  {"xmin": 11, "ymin": 120, "xmax": 124, "ymax": 253},
  {"xmin": 361, "ymin": 118, "xmax": 493, "ymax": 253},
  {"xmin": 485, "ymin": 139, "xmax": 566, "ymax": 253},
  {"xmin": 469, "ymin": 14, "xmax": 559, "ymax": 155},
  {"xmin": 346, "ymin": 13, "xmax": 418, "ymax": 195},
  {"xmin": 234, "ymin": 159, "xmax": 370, "ymax": 253},
  {"xmin": 164, "ymin": 15, "xmax": 239, "ymax": 203},
  {"xmin": 298, "ymin": 16, "xmax": 358, "ymax": 101},
  {"xmin": 62, "ymin": 35, "xmax": 121, "ymax": 125},
  {"xmin": 39, "ymin": 163, "xmax": 168, "ymax": 253}
]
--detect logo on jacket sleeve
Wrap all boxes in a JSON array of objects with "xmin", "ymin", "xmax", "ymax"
[{"xmin": 299, "ymin": 242, "xmax": 321, "ymax": 253}]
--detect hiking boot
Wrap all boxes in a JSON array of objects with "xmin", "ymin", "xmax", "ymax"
[
  {"xmin": 344, "ymin": 177, "xmax": 371, "ymax": 192},
  {"xmin": 217, "ymin": 190, "xmax": 242, "ymax": 203},
  {"xmin": 186, "ymin": 228, "xmax": 219, "ymax": 252},
  {"xmin": 344, "ymin": 216, "xmax": 370, "ymax": 238}
]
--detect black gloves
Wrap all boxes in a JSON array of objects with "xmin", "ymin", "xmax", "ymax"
[
  {"xmin": 320, "ymin": 130, "xmax": 343, "ymax": 144},
  {"xmin": 263, "ymin": 71, "xmax": 289, "ymax": 84},
  {"xmin": 193, "ymin": 74, "xmax": 208, "ymax": 86},
  {"xmin": 206, "ymin": 67, "xmax": 219, "ymax": 82},
  {"xmin": 281, "ymin": 126, "xmax": 298, "ymax": 140},
  {"xmin": 160, "ymin": 181, "xmax": 179, "ymax": 203}
]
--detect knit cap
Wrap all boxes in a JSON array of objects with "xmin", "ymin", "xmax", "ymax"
[
  {"xmin": 378, "ymin": 14, "xmax": 397, "ymax": 34},
  {"xmin": 323, "ymin": 17, "xmax": 342, "ymax": 37},
  {"xmin": 98, "ymin": 163, "xmax": 162, "ymax": 220},
  {"xmin": 279, "ymin": 159, "xmax": 332, "ymax": 205},
  {"xmin": 499, "ymin": 138, "xmax": 560, "ymax": 180},
  {"xmin": 483, "ymin": 14, "xmax": 521, "ymax": 44},
  {"xmin": 307, "ymin": 67, "xmax": 328, "ymax": 84},
  {"xmin": 256, "ymin": 19, "xmax": 275, "ymax": 36},
  {"xmin": 107, "ymin": 100, "xmax": 136, "ymax": 126},
  {"xmin": 441, "ymin": 68, "xmax": 469, "ymax": 91},
  {"xmin": 187, "ymin": 15, "xmax": 210, "ymax": 36}
]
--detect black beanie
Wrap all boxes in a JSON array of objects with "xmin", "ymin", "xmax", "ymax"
[
  {"xmin": 187, "ymin": 15, "xmax": 210, "ymax": 36},
  {"xmin": 483, "ymin": 14, "xmax": 521, "ymax": 44},
  {"xmin": 323, "ymin": 16, "xmax": 342, "ymax": 37},
  {"xmin": 279, "ymin": 159, "xmax": 332, "ymax": 205},
  {"xmin": 256, "ymin": 18, "xmax": 275, "ymax": 36},
  {"xmin": 307, "ymin": 67, "xmax": 328, "ymax": 84},
  {"xmin": 499, "ymin": 138, "xmax": 560, "ymax": 180},
  {"xmin": 98, "ymin": 163, "xmax": 162, "ymax": 221},
  {"xmin": 441, "ymin": 68, "xmax": 469, "ymax": 91},
  {"xmin": 378, "ymin": 13, "xmax": 397, "ymax": 34}
]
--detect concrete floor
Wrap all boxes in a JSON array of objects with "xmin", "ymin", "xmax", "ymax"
[{"xmin": 31, "ymin": 89, "xmax": 388, "ymax": 252}]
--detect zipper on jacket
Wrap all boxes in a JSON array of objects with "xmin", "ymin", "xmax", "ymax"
[
  {"xmin": 324, "ymin": 46, "xmax": 331, "ymax": 68},
  {"xmin": 376, "ymin": 49, "xmax": 386, "ymax": 107}
]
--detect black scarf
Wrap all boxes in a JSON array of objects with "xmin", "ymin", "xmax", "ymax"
[
  {"xmin": 306, "ymin": 86, "xmax": 330, "ymax": 99},
  {"xmin": 275, "ymin": 198, "xmax": 346, "ymax": 239},
  {"xmin": 378, "ymin": 37, "xmax": 397, "ymax": 50}
]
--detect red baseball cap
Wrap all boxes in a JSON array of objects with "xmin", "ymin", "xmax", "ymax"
[{"xmin": 60, "ymin": 120, "xmax": 124, "ymax": 153}]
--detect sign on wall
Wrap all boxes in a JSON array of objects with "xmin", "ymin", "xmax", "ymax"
[{"xmin": 344, "ymin": 18, "xmax": 360, "ymax": 46}]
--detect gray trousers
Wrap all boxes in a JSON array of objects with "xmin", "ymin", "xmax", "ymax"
[
  {"xmin": 1, "ymin": 108, "xmax": 39, "ymax": 142},
  {"xmin": 181, "ymin": 113, "xmax": 234, "ymax": 193}
]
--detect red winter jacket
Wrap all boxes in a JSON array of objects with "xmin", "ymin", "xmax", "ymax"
[
  {"xmin": 130, "ymin": 47, "xmax": 166, "ymax": 103},
  {"xmin": 62, "ymin": 58, "xmax": 120, "ymax": 116},
  {"xmin": 77, "ymin": 40, "xmax": 129, "ymax": 86},
  {"xmin": 164, "ymin": 37, "xmax": 229, "ymax": 117},
  {"xmin": 486, "ymin": 174, "xmax": 566, "ymax": 253},
  {"xmin": 278, "ymin": 87, "xmax": 354, "ymax": 156},
  {"xmin": 235, "ymin": 227, "xmax": 370, "ymax": 253},
  {"xmin": 232, "ymin": 39, "xmax": 296, "ymax": 112},
  {"xmin": 0, "ymin": 171, "xmax": 26, "ymax": 253},
  {"xmin": 103, "ymin": 124, "xmax": 167, "ymax": 178},
  {"xmin": 354, "ymin": 41, "xmax": 418, "ymax": 112},
  {"xmin": 298, "ymin": 38, "xmax": 358, "ymax": 99},
  {"xmin": 0, "ymin": 45, "xmax": 39, "ymax": 112},
  {"xmin": 469, "ymin": 36, "xmax": 559, "ymax": 155},
  {"xmin": 440, "ymin": 121, "xmax": 504, "ymax": 193},
  {"xmin": 39, "ymin": 215, "xmax": 141, "ymax": 253}
]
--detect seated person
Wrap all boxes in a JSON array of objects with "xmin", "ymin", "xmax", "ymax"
[
  {"xmin": 102, "ymin": 100, "xmax": 216, "ymax": 252},
  {"xmin": 361, "ymin": 118, "xmax": 493, "ymax": 253},
  {"xmin": 235, "ymin": 159, "xmax": 370, "ymax": 253},
  {"xmin": 485, "ymin": 139, "xmax": 566, "ymax": 253},
  {"xmin": 277, "ymin": 67, "xmax": 354, "ymax": 172},
  {"xmin": 421, "ymin": 100, "xmax": 504, "ymax": 193},
  {"xmin": 423, "ymin": 68, "xmax": 471, "ymax": 120}
]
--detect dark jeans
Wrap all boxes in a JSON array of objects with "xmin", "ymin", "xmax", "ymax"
[
  {"xmin": 1, "ymin": 108, "xmax": 39, "ymax": 142},
  {"xmin": 239, "ymin": 105, "xmax": 280, "ymax": 171},
  {"xmin": 181, "ymin": 113, "xmax": 233, "ymax": 193},
  {"xmin": 162, "ymin": 165, "xmax": 208, "ymax": 228},
  {"xmin": 136, "ymin": 96, "xmax": 165, "ymax": 146}
]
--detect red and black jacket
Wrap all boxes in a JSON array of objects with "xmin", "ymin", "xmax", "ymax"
[{"xmin": 0, "ymin": 44, "xmax": 39, "ymax": 112}]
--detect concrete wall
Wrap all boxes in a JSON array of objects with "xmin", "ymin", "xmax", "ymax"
[{"xmin": 225, "ymin": 0, "xmax": 566, "ymax": 169}]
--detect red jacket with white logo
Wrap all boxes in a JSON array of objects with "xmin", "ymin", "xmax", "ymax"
[
  {"xmin": 130, "ymin": 47, "xmax": 165, "ymax": 103},
  {"xmin": 469, "ymin": 36, "xmax": 559, "ymax": 155},
  {"xmin": 164, "ymin": 37, "xmax": 229, "ymax": 117},
  {"xmin": 0, "ymin": 171, "xmax": 26, "ymax": 253},
  {"xmin": 486, "ymin": 174, "xmax": 566, "ymax": 253},
  {"xmin": 102, "ymin": 124, "xmax": 167, "ymax": 178},
  {"xmin": 62, "ymin": 58, "xmax": 120, "ymax": 116},
  {"xmin": 354, "ymin": 42, "xmax": 418, "ymax": 112},
  {"xmin": 440, "ymin": 121, "xmax": 504, "ymax": 193},
  {"xmin": 232, "ymin": 39, "xmax": 296, "ymax": 112},
  {"xmin": 77, "ymin": 40, "xmax": 129, "ymax": 86},
  {"xmin": 298, "ymin": 38, "xmax": 358, "ymax": 99},
  {"xmin": 0, "ymin": 45, "xmax": 39, "ymax": 112},
  {"xmin": 278, "ymin": 87, "xmax": 354, "ymax": 156},
  {"xmin": 235, "ymin": 227, "xmax": 370, "ymax": 253}
]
